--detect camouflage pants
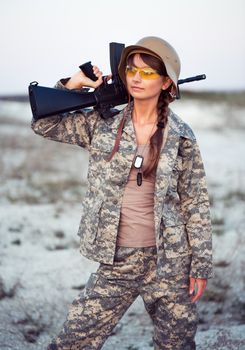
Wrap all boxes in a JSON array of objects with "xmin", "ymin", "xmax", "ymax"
[{"xmin": 47, "ymin": 246, "xmax": 197, "ymax": 350}]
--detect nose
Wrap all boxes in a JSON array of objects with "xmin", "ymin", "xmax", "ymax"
[{"xmin": 132, "ymin": 71, "xmax": 142, "ymax": 82}]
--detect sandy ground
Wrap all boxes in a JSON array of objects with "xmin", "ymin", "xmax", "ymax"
[{"xmin": 0, "ymin": 98, "xmax": 245, "ymax": 349}]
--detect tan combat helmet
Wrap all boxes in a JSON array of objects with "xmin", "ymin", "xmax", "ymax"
[{"xmin": 118, "ymin": 36, "xmax": 181, "ymax": 96}]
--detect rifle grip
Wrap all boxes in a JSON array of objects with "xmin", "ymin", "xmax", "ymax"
[{"xmin": 79, "ymin": 61, "xmax": 97, "ymax": 81}]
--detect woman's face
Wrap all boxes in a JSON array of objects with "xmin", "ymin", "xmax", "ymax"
[{"xmin": 125, "ymin": 54, "xmax": 171, "ymax": 102}]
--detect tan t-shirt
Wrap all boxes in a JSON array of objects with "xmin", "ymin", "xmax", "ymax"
[{"xmin": 117, "ymin": 144, "xmax": 156, "ymax": 247}]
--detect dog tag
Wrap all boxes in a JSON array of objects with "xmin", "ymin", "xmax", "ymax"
[
  {"xmin": 137, "ymin": 172, "xmax": 142, "ymax": 186},
  {"xmin": 134, "ymin": 155, "xmax": 144, "ymax": 169}
]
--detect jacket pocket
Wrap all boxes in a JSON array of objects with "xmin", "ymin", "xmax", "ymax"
[
  {"xmin": 78, "ymin": 196, "xmax": 103, "ymax": 243},
  {"xmin": 160, "ymin": 219, "xmax": 191, "ymax": 258}
]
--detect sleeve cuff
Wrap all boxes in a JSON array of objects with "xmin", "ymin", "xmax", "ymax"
[{"xmin": 54, "ymin": 78, "xmax": 71, "ymax": 89}]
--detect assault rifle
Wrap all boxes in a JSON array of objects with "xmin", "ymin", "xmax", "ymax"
[{"xmin": 28, "ymin": 42, "xmax": 206, "ymax": 120}]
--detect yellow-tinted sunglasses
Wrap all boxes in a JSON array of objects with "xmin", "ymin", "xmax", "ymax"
[{"xmin": 125, "ymin": 65, "xmax": 160, "ymax": 80}]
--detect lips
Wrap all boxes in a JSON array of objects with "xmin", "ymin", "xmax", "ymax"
[{"xmin": 131, "ymin": 86, "xmax": 144, "ymax": 90}]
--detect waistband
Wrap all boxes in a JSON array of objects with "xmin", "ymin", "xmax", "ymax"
[{"xmin": 115, "ymin": 245, "xmax": 157, "ymax": 260}]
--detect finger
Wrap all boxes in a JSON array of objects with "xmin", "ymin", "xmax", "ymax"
[
  {"xmin": 91, "ymin": 75, "xmax": 103, "ymax": 88},
  {"xmin": 189, "ymin": 277, "xmax": 196, "ymax": 295},
  {"xmin": 93, "ymin": 66, "xmax": 102, "ymax": 76},
  {"xmin": 94, "ymin": 69, "xmax": 102, "ymax": 75},
  {"xmin": 197, "ymin": 279, "xmax": 207, "ymax": 292},
  {"xmin": 191, "ymin": 288, "xmax": 203, "ymax": 303},
  {"xmin": 95, "ymin": 72, "xmax": 103, "ymax": 79},
  {"xmin": 191, "ymin": 281, "xmax": 207, "ymax": 303}
]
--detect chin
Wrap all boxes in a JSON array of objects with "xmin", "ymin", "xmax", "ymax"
[
  {"xmin": 131, "ymin": 95, "xmax": 147, "ymax": 101},
  {"xmin": 129, "ymin": 91, "xmax": 146, "ymax": 99}
]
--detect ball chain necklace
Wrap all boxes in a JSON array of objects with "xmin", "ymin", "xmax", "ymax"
[{"xmin": 133, "ymin": 111, "xmax": 157, "ymax": 186}]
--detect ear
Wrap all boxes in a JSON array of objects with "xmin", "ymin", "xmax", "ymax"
[{"xmin": 161, "ymin": 77, "xmax": 172, "ymax": 90}]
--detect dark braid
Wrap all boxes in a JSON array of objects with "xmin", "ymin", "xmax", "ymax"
[{"xmin": 143, "ymin": 90, "xmax": 170, "ymax": 177}]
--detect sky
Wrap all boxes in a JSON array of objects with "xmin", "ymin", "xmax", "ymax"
[{"xmin": 1, "ymin": 0, "xmax": 245, "ymax": 94}]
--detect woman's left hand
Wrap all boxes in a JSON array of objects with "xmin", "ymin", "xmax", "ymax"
[{"xmin": 189, "ymin": 277, "xmax": 207, "ymax": 303}]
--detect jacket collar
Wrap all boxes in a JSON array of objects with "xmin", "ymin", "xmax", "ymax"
[{"xmin": 106, "ymin": 103, "xmax": 196, "ymax": 141}]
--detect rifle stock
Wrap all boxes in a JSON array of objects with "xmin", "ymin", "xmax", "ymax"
[{"xmin": 29, "ymin": 83, "xmax": 96, "ymax": 119}]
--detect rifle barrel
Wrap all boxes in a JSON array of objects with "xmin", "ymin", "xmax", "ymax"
[{"xmin": 178, "ymin": 74, "xmax": 206, "ymax": 85}]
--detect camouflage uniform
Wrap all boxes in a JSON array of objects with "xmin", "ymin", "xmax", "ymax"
[{"xmin": 32, "ymin": 80, "xmax": 212, "ymax": 349}]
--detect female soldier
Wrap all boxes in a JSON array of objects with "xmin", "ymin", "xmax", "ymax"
[{"xmin": 32, "ymin": 36, "xmax": 213, "ymax": 350}]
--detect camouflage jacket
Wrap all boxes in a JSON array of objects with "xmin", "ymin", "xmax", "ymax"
[{"xmin": 31, "ymin": 84, "xmax": 213, "ymax": 279}]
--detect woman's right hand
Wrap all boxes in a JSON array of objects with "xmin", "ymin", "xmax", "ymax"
[{"xmin": 64, "ymin": 65, "xmax": 111, "ymax": 90}]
